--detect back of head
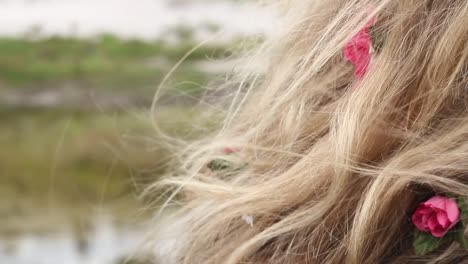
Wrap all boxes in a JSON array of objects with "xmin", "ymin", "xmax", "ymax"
[{"xmin": 153, "ymin": 0, "xmax": 468, "ymax": 263}]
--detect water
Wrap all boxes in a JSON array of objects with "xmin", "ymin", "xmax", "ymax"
[
  {"xmin": 0, "ymin": 0, "xmax": 275, "ymax": 40},
  {"xmin": 0, "ymin": 213, "xmax": 146, "ymax": 264},
  {"xmin": 0, "ymin": 1, "xmax": 276, "ymax": 263}
]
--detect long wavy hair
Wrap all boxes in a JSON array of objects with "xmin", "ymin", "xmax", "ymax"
[{"xmin": 149, "ymin": 0, "xmax": 468, "ymax": 263}]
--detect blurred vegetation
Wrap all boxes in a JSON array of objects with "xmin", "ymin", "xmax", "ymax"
[
  {"xmin": 0, "ymin": 33, "xmax": 234, "ymax": 222},
  {"xmin": 3, "ymin": 109, "xmax": 151, "ymax": 202},
  {"xmin": 0, "ymin": 1, "xmax": 264, "ymax": 261},
  {"xmin": 0, "ymin": 34, "xmax": 233, "ymax": 96},
  {"xmin": 0, "ymin": 105, "xmax": 218, "ymax": 236}
]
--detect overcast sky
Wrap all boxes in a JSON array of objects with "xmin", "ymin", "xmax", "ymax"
[{"xmin": 0, "ymin": 0, "xmax": 275, "ymax": 40}]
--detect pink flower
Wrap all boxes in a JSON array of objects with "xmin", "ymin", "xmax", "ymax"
[
  {"xmin": 343, "ymin": 18, "xmax": 376, "ymax": 79},
  {"xmin": 412, "ymin": 195, "xmax": 461, "ymax": 238},
  {"xmin": 223, "ymin": 147, "xmax": 240, "ymax": 154}
]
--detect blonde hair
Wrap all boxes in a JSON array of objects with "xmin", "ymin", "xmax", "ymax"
[{"xmin": 150, "ymin": 0, "xmax": 468, "ymax": 263}]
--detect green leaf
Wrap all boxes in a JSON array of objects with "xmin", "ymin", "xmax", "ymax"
[
  {"xmin": 413, "ymin": 231, "xmax": 436, "ymax": 255},
  {"xmin": 455, "ymin": 197, "xmax": 468, "ymax": 249},
  {"xmin": 457, "ymin": 197, "xmax": 468, "ymax": 222},
  {"xmin": 207, "ymin": 159, "xmax": 232, "ymax": 171},
  {"xmin": 413, "ymin": 230, "xmax": 442, "ymax": 256},
  {"xmin": 455, "ymin": 230, "xmax": 468, "ymax": 249},
  {"xmin": 370, "ymin": 26, "xmax": 385, "ymax": 54},
  {"xmin": 207, "ymin": 159, "xmax": 248, "ymax": 174}
]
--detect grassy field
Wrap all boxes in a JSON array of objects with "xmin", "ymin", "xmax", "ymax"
[
  {"xmin": 0, "ymin": 106, "xmax": 208, "ymax": 200},
  {"xmin": 0, "ymin": 34, "xmax": 233, "ymax": 97},
  {"xmin": 0, "ymin": 106, "xmax": 216, "ymax": 236},
  {"xmin": 0, "ymin": 34, "xmax": 235, "ymax": 224},
  {"xmin": 0, "ymin": 3, "xmax": 262, "ymax": 261}
]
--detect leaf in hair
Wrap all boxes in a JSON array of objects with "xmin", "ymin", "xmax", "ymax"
[
  {"xmin": 207, "ymin": 159, "xmax": 232, "ymax": 171},
  {"xmin": 457, "ymin": 197, "xmax": 468, "ymax": 223},
  {"xmin": 455, "ymin": 197, "xmax": 468, "ymax": 249},
  {"xmin": 207, "ymin": 159, "xmax": 248, "ymax": 176},
  {"xmin": 413, "ymin": 230, "xmax": 449, "ymax": 256}
]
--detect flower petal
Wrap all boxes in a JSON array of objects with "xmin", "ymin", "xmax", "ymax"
[
  {"xmin": 344, "ymin": 29, "xmax": 373, "ymax": 79},
  {"xmin": 421, "ymin": 213, "xmax": 430, "ymax": 229},
  {"xmin": 412, "ymin": 211, "xmax": 427, "ymax": 231},
  {"xmin": 431, "ymin": 226, "xmax": 447, "ymax": 238},
  {"xmin": 436, "ymin": 211, "xmax": 449, "ymax": 228},
  {"xmin": 444, "ymin": 198, "xmax": 461, "ymax": 223},
  {"xmin": 427, "ymin": 215, "xmax": 439, "ymax": 230},
  {"xmin": 423, "ymin": 195, "xmax": 446, "ymax": 210}
]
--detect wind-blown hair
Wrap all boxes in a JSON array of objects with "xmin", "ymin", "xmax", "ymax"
[{"xmin": 151, "ymin": 0, "xmax": 468, "ymax": 263}]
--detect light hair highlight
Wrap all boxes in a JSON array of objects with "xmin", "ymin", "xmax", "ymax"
[{"xmin": 151, "ymin": 0, "xmax": 468, "ymax": 263}]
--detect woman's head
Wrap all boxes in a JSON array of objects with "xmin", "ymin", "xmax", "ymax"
[{"xmin": 153, "ymin": 0, "xmax": 468, "ymax": 263}]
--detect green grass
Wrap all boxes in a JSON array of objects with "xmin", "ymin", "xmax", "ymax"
[
  {"xmin": 0, "ymin": 107, "xmax": 205, "ymax": 207},
  {"xmin": 0, "ymin": 106, "xmax": 223, "ymax": 237},
  {"xmin": 0, "ymin": 35, "xmax": 232, "ymax": 95},
  {"xmin": 0, "ymin": 34, "xmax": 234, "ymax": 224}
]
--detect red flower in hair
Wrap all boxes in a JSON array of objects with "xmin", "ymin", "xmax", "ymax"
[
  {"xmin": 344, "ymin": 18, "xmax": 376, "ymax": 79},
  {"xmin": 412, "ymin": 195, "xmax": 461, "ymax": 238}
]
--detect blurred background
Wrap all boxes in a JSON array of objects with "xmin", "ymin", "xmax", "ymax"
[{"xmin": 0, "ymin": 1, "xmax": 273, "ymax": 263}]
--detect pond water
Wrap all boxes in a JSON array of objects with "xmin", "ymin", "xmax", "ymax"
[
  {"xmin": 0, "ymin": 213, "xmax": 147, "ymax": 264},
  {"xmin": 0, "ymin": 0, "xmax": 275, "ymax": 40}
]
